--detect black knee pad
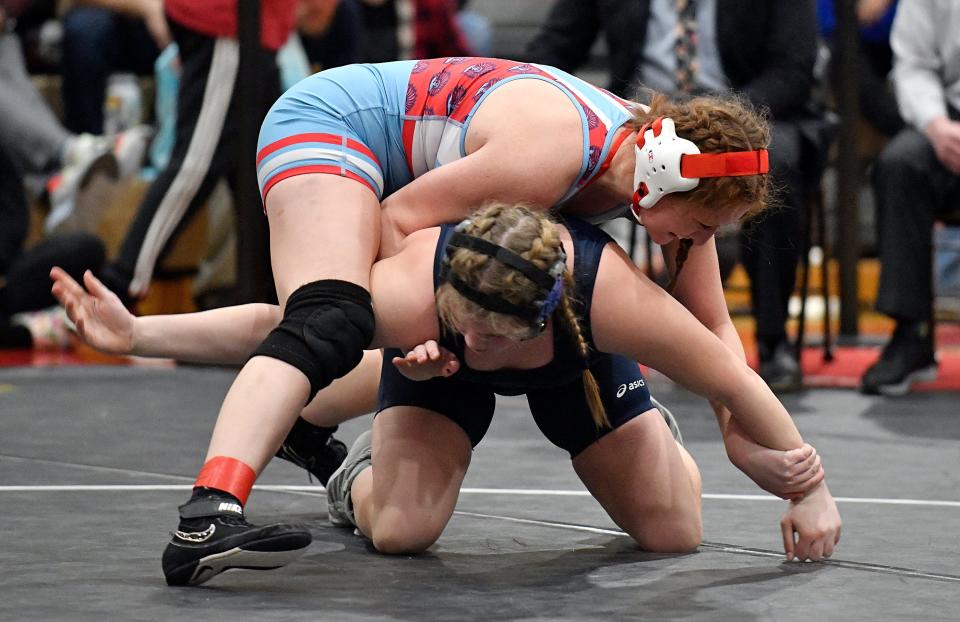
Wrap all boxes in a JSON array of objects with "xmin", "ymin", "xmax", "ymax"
[{"xmin": 252, "ymin": 280, "xmax": 375, "ymax": 402}]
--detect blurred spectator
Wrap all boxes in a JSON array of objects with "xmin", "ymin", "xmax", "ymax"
[
  {"xmin": 3, "ymin": 0, "xmax": 59, "ymax": 72},
  {"xmin": 98, "ymin": 0, "xmax": 296, "ymax": 306},
  {"xmin": 60, "ymin": 0, "xmax": 167, "ymax": 135},
  {"xmin": 455, "ymin": 0, "xmax": 491, "ymax": 58},
  {"xmin": 298, "ymin": 0, "xmax": 364, "ymax": 71},
  {"xmin": 525, "ymin": 0, "xmax": 819, "ymax": 392},
  {"xmin": 0, "ymin": 141, "xmax": 105, "ymax": 350},
  {"xmin": 860, "ymin": 0, "xmax": 960, "ymax": 396},
  {"xmin": 0, "ymin": 11, "xmax": 149, "ymax": 230},
  {"xmin": 818, "ymin": 0, "xmax": 903, "ymax": 139},
  {"xmin": 359, "ymin": 0, "xmax": 471, "ymax": 63}
]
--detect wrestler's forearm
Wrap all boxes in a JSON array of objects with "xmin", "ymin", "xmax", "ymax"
[
  {"xmin": 717, "ymin": 361, "xmax": 804, "ymax": 450},
  {"xmin": 132, "ymin": 303, "xmax": 281, "ymax": 364},
  {"xmin": 707, "ymin": 319, "xmax": 746, "ymax": 436}
]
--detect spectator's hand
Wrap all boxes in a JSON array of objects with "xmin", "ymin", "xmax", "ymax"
[
  {"xmin": 723, "ymin": 419, "xmax": 825, "ymax": 499},
  {"xmin": 50, "ymin": 268, "xmax": 135, "ymax": 355},
  {"xmin": 856, "ymin": 0, "xmax": 894, "ymax": 27},
  {"xmin": 392, "ymin": 340, "xmax": 460, "ymax": 381},
  {"xmin": 925, "ymin": 116, "xmax": 960, "ymax": 175},
  {"xmin": 780, "ymin": 482, "xmax": 842, "ymax": 562},
  {"xmin": 141, "ymin": 0, "xmax": 172, "ymax": 49}
]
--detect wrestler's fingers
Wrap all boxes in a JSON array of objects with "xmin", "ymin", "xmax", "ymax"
[
  {"xmin": 50, "ymin": 266, "xmax": 85, "ymax": 298},
  {"xmin": 791, "ymin": 454, "xmax": 823, "ymax": 486},
  {"xmin": 50, "ymin": 281, "xmax": 67, "ymax": 306},
  {"xmin": 807, "ymin": 538, "xmax": 826, "ymax": 562},
  {"xmin": 780, "ymin": 517, "xmax": 795, "ymax": 561},
  {"xmin": 823, "ymin": 534, "xmax": 836, "ymax": 559},
  {"xmin": 786, "ymin": 443, "xmax": 814, "ymax": 463},
  {"xmin": 797, "ymin": 444, "xmax": 818, "ymax": 470},
  {"xmin": 793, "ymin": 531, "xmax": 812, "ymax": 563},
  {"xmin": 799, "ymin": 466, "xmax": 825, "ymax": 492},
  {"xmin": 75, "ymin": 315, "xmax": 88, "ymax": 338},
  {"xmin": 412, "ymin": 344, "xmax": 428, "ymax": 363},
  {"xmin": 83, "ymin": 270, "xmax": 118, "ymax": 301}
]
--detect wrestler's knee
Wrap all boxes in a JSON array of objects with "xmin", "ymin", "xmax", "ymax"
[
  {"xmin": 624, "ymin": 507, "xmax": 703, "ymax": 553},
  {"xmin": 252, "ymin": 280, "xmax": 375, "ymax": 401},
  {"xmin": 370, "ymin": 507, "xmax": 446, "ymax": 555}
]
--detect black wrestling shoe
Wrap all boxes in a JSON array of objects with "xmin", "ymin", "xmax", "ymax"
[
  {"xmin": 275, "ymin": 418, "xmax": 348, "ymax": 486},
  {"xmin": 861, "ymin": 322, "xmax": 937, "ymax": 396},
  {"xmin": 161, "ymin": 495, "xmax": 312, "ymax": 586}
]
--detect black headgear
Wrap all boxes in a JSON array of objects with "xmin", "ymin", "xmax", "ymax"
[{"xmin": 439, "ymin": 219, "xmax": 567, "ymax": 337}]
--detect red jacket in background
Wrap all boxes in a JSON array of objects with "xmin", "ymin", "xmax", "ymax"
[
  {"xmin": 412, "ymin": 0, "xmax": 472, "ymax": 58},
  {"xmin": 164, "ymin": 0, "xmax": 298, "ymax": 51}
]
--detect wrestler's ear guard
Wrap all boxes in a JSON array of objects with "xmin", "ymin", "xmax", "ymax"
[{"xmin": 630, "ymin": 117, "xmax": 769, "ymax": 222}]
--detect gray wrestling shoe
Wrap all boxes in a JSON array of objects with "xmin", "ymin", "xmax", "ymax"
[
  {"xmin": 650, "ymin": 397, "xmax": 684, "ymax": 445},
  {"xmin": 326, "ymin": 430, "xmax": 373, "ymax": 527}
]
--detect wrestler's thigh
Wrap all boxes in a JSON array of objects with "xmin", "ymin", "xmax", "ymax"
[
  {"xmin": 371, "ymin": 406, "xmax": 473, "ymax": 522},
  {"xmin": 573, "ymin": 409, "xmax": 702, "ymax": 550},
  {"xmin": 265, "ymin": 173, "xmax": 381, "ymax": 301}
]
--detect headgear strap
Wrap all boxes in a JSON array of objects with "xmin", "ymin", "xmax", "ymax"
[
  {"xmin": 440, "ymin": 221, "xmax": 567, "ymax": 334},
  {"xmin": 631, "ymin": 116, "xmax": 768, "ymax": 218},
  {"xmin": 445, "ymin": 231, "xmax": 556, "ymax": 290}
]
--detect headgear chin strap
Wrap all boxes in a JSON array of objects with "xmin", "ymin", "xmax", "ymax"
[
  {"xmin": 631, "ymin": 117, "xmax": 769, "ymax": 222},
  {"xmin": 440, "ymin": 220, "xmax": 567, "ymax": 338}
]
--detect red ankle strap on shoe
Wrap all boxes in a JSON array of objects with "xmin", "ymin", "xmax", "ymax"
[{"xmin": 194, "ymin": 456, "xmax": 256, "ymax": 505}]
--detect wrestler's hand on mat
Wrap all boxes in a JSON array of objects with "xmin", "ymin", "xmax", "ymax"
[
  {"xmin": 780, "ymin": 482, "xmax": 842, "ymax": 562},
  {"xmin": 392, "ymin": 340, "xmax": 460, "ymax": 381},
  {"xmin": 50, "ymin": 268, "xmax": 135, "ymax": 355},
  {"xmin": 725, "ymin": 420, "xmax": 824, "ymax": 500}
]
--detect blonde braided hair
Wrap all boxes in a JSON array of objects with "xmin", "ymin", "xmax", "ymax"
[{"xmin": 436, "ymin": 203, "xmax": 610, "ymax": 428}]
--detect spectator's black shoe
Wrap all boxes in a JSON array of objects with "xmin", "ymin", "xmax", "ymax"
[
  {"xmin": 861, "ymin": 322, "xmax": 937, "ymax": 396},
  {"xmin": 758, "ymin": 340, "xmax": 803, "ymax": 392},
  {"xmin": 275, "ymin": 418, "xmax": 348, "ymax": 486},
  {"xmin": 0, "ymin": 322, "xmax": 33, "ymax": 349},
  {"xmin": 162, "ymin": 494, "xmax": 311, "ymax": 587}
]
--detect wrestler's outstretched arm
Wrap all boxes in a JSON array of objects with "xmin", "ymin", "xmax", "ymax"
[
  {"xmin": 51, "ymin": 266, "xmax": 384, "ymax": 427},
  {"xmin": 658, "ymin": 238, "xmax": 822, "ymax": 495},
  {"xmin": 589, "ymin": 244, "xmax": 841, "ymax": 561},
  {"xmin": 50, "ymin": 268, "xmax": 281, "ymax": 364}
]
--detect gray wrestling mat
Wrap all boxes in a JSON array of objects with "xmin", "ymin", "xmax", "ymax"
[{"xmin": 2, "ymin": 365, "xmax": 958, "ymax": 621}]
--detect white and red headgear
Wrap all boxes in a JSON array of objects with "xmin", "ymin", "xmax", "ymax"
[{"xmin": 630, "ymin": 117, "xmax": 769, "ymax": 223}]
